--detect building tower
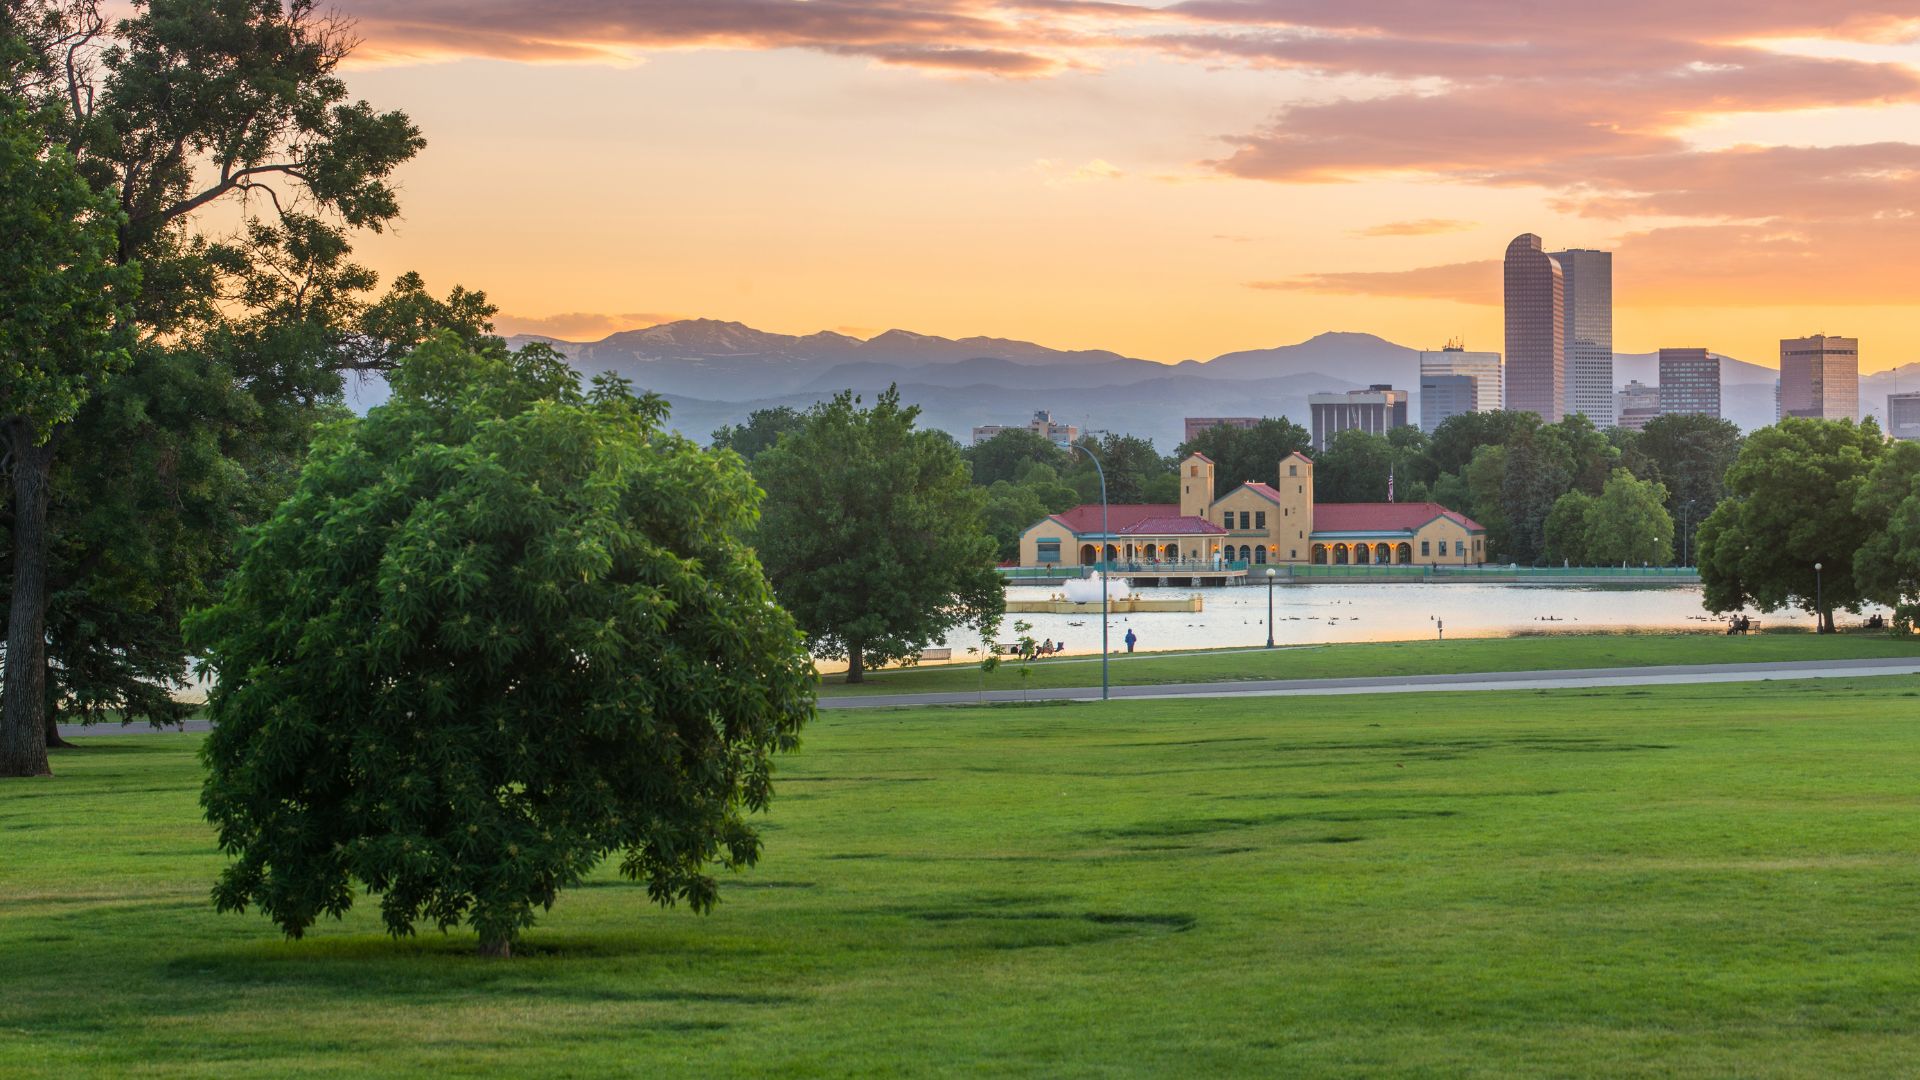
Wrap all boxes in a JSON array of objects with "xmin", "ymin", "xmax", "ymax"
[
  {"xmin": 1179, "ymin": 452, "xmax": 1215, "ymax": 519},
  {"xmin": 1420, "ymin": 342, "xmax": 1505, "ymax": 418},
  {"xmin": 1780, "ymin": 335, "xmax": 1860, "ymax": 422},
  {"xmin": 1503, "ymin": 234, "xmax": 1565, "ymax": 421},
  {"xmin": 1276, "ymin": 450, "xmax": 1314, "ymax": 558},
  {"xmin": 1657, "ymin": 348, "xmax": 1720, "ymax": 418},
  {"xmin": 1552, "ymin": 248, "xmax": 1613, "ymax": 426}
]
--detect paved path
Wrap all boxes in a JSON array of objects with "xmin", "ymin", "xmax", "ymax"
[
  {"xmin": 53, "ymin": 658, "xmax": 1920, "ymax": 736},
  {"xmin": 818, "ymin": 657, "xmax": 1920, "ymax": 710}
]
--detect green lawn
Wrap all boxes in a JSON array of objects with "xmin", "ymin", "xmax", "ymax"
[
  {"xmin": 9, "ymin": 677, "xmax": 1920, "ymax": 1075},
  {"xmin": 818, "ymin": 629, "xmax": 1920, "ymax": 695}
]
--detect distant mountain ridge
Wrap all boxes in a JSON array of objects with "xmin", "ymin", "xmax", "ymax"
[{"xmin": 338, "ymin": 317, "xmax": 1815, "ymax": 447}]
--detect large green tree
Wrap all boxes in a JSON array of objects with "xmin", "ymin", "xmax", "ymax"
[
  {"xmin": 964, "ymin": 427, "xmax": 1068, "ymax": 488},
  {"xmin": 710, "ymin": 406, "xmax": 805, "ymax": 464},
  {"xmin": 1315, "ymin": 429, "xmax": 1394, "ymax": 503},
  {"xmin": 3, "ymin": 0, "xmax": 470, "ymax": 774},
  {"xmin": 1424, "ymin": 410, "xmax": 1542, "ymax": 478},
  {"xmin": 0, "ymin": 97, "xmax": 137, "ymax": 776},
  {"xmin": 1542, "ymin": 491, "xmax": 1594, "ymax": 566},
  {"xmin": 189, "ymin": 337, "xmax": 815, "ymax": 957},
  {"xmin": 1635, "ymin": 413, "xmax": 1743, "ymax": 565},
  {"xmin": 1698, "ymin": 418, "xmax": 1886, "ymax": 632},
  {"xmin": 1851, "ymin": 440, "xmax": 1920, "ymax": 630},
  {"xmin": 1066, "ymin": 432, "xmax": 1173, "ymax": 505},
  {"xmin": 1582, "ymin": 469, "xmax": 1674, "ymax": 567},
  {"xmin": 756, "ymin": 387, "xmax": 1003, "ymax": 682}
]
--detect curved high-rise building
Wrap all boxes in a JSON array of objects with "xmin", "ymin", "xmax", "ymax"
[{"xmin": 1503, "ymin": 234, "xmax": 1564, "ymax": 421}]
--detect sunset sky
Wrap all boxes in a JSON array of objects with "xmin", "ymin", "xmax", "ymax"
[{"xmin": 329, "ymin": 1, "xmax": 1920, "ymax": 370}]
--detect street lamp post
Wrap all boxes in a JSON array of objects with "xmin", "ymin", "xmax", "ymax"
[
  {"xmin": 1814, "ymin": 561, "xmax": 1825, "ymax": 634},
  {"xmin": 1069, "ymin": 443, "xmax": 1110, "ymax": 700},
  {"xmin": 1265, "ymin": 567, "xmax": 1277, "ymax": 648}
]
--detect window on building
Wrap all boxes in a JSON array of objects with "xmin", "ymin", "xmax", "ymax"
[
  {"xmin": 1421, "ymin": 540, "xmax": 1431, "ymax": 556},
  {"xmin": 1221, "ymin": 510, "xmax": 1232, "ymax": 526},
  {"xmin": 1037, "ymin": 541, "xmax": 1061, "ymax": 563},
  {"xmin": 1190, "ymin": 465, "xmax": 1199, "ymax": 477},
  {"xmin": 1289, "ymin": 464, "xmax": 1298, "ymax": 476},
  {"xmin": 1290, "ymin": 549, "xmax": 1297, "ymax": 560},
  {"xmin": 1239, "ymin": 511, "xmax": 1251, "ymax": 529},
  {"xmin": 1255, "ymin": 512, "xmax": 1266, "ymax": 529},
  {"xmin": 1455, "ymin": 540, "xmax": 1465, "ymax": 556}
]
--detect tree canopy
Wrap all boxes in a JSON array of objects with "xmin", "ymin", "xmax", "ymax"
[
  {"xmin": 711, "ymin": 406, "xmax": 806, "ymax": 464},
  {"xmin": 0, "ymin": 96, "xmax": 138, "ymax": 776},
  {"xmin": 1581, "ymin": 469, "xmax": 1674, "ymax": 567},
  {"xmin": 1697, "ymin": 417, "xmax": 1886, "ymax": 631},
  {"xmin": 189, "ymin": 336, "xmax": 815, "ymax": 956},
  {"xmin": 755, "ymin": 387, "xmax": 1004, "ymax": 682},
  {"xmin": 4, "ymin": 0, "xmax": 478, "ymax": 775},
  {"xmin": 1177, "ymin": 418, "xmax": 1311, "ymax": 491}
]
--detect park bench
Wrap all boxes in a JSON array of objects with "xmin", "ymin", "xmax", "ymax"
[{"xmin": 917, "ymin": 648, "xmax": 952, "ymax": 662}]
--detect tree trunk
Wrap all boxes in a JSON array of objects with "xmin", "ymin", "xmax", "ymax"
[
  {"xmin": 477, "ymin": 936, "xmax": 511, "ymax": 959},
  {"xmin": 845, "ymin": 645, "xmax": 865, "ymax": 684},
  {"xmin": 1823, "ymin": 609, "xmax": 1837, "ymax": 634},
  {"xmin": 43, "ymin": 709, "xmax": 73, "ymax": 750},
  {"xmin": 2, "ymin": 433, "xmax": 55, "ymax": 777}
]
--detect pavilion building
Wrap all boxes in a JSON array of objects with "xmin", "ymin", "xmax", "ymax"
[{"xmin": 1019, "ymin": 452, "xmax": 1487, "ymax": 569}]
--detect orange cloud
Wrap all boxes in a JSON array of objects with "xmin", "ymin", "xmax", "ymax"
[
  {"xmin": 1259, "ymin": 261, "xmax": 1499, "ymax": 305},
  {"xmin": 1354, "ymin": 219, "xmax": 1478, "ymax": 237}
]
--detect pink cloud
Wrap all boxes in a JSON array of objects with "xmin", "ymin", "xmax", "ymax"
[
  {"xmin": 1253, "ymin": 260, "xmax": 1499, "ymax": 304},
  {"xmin": 494, "ymin": 311, "xmax": 685, "ymax": 339},
  {"xmin": 1354, "ymin": 219, "xmax": 1478, "ymax": 237}
]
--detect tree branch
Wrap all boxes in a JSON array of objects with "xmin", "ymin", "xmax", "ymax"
[{"xmin": 146, "ymin": 163, "xmax": 315, "ymax": 228}]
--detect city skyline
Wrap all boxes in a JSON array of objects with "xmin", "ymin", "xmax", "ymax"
[{"xmin": 308, "ymin": 2, "xmax": 1919, "ymax": 371}]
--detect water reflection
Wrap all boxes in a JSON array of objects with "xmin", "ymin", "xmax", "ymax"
[{"xmin": 942, "ymin": 583, "xmax": 1831, "ymax": 658}]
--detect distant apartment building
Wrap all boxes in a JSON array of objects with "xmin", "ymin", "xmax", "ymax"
[
  {"xmin": 1419, "ymin": 344, "xmax": 1502, "ymax": 419},
  {"xmin": 1183, "ymin": 416, "xmax": 1262, "ymax": 444},
  {"xmin": 1419, "ymin": 374, "xmax": 1478, "ymax": 434},
  {"xmin": 1552, "ymin": 248, "xmax": 1614, "ymax": 426},
  {"xmin": 1503, "ymin": 234, "xmax": 1565, "ymax": 421},
  {"xmin": 1308, "ymin": 385, "xmax": 1410, "ymax": 452},
  {"xmin": 1615, "ymin": 380, "xmax": 1662, "ymax": 431},
  {"xmin": 1889, "ymin": 392, "xmax": 1920, "ymax": 441},
  {"xmin": 1657, "ymin": 348, "xmax": 1721, "ymax": 419},
  {"xmin": 1780, "ymin": 335, "xmax": 1860, "ymax": 422},
  {"xmin": 972, "ymin": 409, "xmax": 1079, "ymax": 447}
]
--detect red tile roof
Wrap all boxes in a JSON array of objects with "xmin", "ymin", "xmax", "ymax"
[
  {"xmin": 1311, "ymin": 502, "xmax": 1485, "ymax": 534},
  {"xmin": 1239, "ymin": 482, "xmax": 1284, "ymax": 504},
  {"xmin": 1046, "ymin": 503, "xmax": 1179, "ymax": 534},
  {"xmin": 1117, "ymin": 515, "xmax": 1227, "ymax": 536},
  {"xmin": 1184, "ymin": 452, "xmax": 1215, "ymax": 464}
]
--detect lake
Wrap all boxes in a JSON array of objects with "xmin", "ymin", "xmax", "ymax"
[{"xmin": 915, "ymin": 582, "xmax": 1875, "ymax": 661}]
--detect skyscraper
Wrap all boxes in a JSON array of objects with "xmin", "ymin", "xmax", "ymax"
[
  {"xmin": 1779, "ymin": 335, "xmax": 1860, "ymax": 422},
  {"xmin": 1657, "ymin": 348, "xmax": 1720, "ymax": 418},
  {"xmin": 1551, "ymin": 248, "xmax": 1614, "ymax": 426},
  {"xmin": 1503, "ymin": 234, "xmax": 1564, "ymax": 421},
  {"xmin": 1418, "ymin": 344, "xmax": 1502, "ymax": 414},
  {"xmin": 1420, "ymin": 374, "xmax": 1477, "ymax": 434}
]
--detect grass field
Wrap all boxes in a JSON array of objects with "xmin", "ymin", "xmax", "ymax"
[
  {"xmin": 818, "ymin": 629, "xmax": 1920, "ymax": 695},
  {"xmin": 10, "ymin": 674, "xmax": 1920, "ymax": 1075}
]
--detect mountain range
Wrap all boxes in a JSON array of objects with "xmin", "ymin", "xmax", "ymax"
[{"xmin": 342, "ymin": 318, "xmax": 1821, "ymax": 447}]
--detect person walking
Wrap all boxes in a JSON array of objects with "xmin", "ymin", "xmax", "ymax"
[{"xmin": 1124, "ymin": 628, "xmax": 1137, "ymax": 653}]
